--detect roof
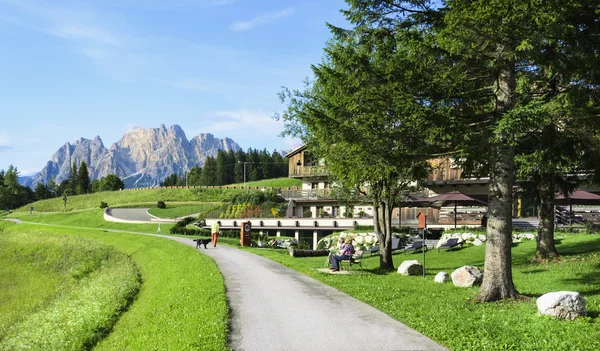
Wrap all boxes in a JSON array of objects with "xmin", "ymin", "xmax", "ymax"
[{"xmin": 285, "ymin": 144, "xmax": 307, "ymax": 158}]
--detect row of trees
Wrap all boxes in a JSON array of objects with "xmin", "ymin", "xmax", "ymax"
[
  {"xmin": 278, "ymin": 0, "xmax": 600, "ymax": 302},
  {"xmin": 1, "ymin": 163, "xmax": 125, "ymax": 210},
  {"xmin": 161, "ymin": 148, "xmax": 288, "ymax": 187},
  {"xmin": 30, "ymin": 161, "xmax": 125, "ymax": 202},
  {"xmin": 0, "ymin": 166, "xmax": 35, "ymax": 210}
]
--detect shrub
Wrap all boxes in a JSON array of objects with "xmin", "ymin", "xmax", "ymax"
[
  {"xmin": 303, "ymin": 209, "xmax": 312, "ymax": 218},
  {"xmin": 231, "ymin": 190, "xmax": 278, "ymax": 205},
  {"xmin": 99, "ymin": 201, "xmax": 109, "ymax": 209},
  {"xmin": 157, "ymin": 201, "xmax": 166, "ymax": 209},
  {"xmin": 170, "ymin": 216, "xmax": 209, "ymax": 236}
]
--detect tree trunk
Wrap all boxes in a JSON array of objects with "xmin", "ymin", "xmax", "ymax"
[
  {"xmin": 375, "ymin": 198, "xmax": 395, "ymax": 270},
  {"xmin": 534, "ymin": 175, "xmax": 559, "ymax": 261},
  {"xmin": 476, "ymin": 63, "xmax": 521, "ymax": 302}
]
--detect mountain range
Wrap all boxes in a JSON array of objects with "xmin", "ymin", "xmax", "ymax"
[{"xmin": 20, "ymin": 124, "xmax": 241, "ymax": 188}]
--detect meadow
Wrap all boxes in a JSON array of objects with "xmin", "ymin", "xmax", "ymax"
[
  {"xmin": 0, "ymin": 220, "xmax": 229, "ymax": 351},
  {"xmin": 19, "ymin": 179, "xmax": 300, "ymax": 213}
]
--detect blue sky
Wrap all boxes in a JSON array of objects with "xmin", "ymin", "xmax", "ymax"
[{"xmin": 0, "ymin": 0, "xmax": 348, "ymax": 175}]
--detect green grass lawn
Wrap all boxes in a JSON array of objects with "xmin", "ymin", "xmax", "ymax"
[
  {"xmin": 8, "ymin": 209, "xmax": 174, "ymax": 234},
  {"xmin": 0, "ymin": 220, "xmax": 229, "ymax": 350},
  {"xmin": 240, "ymin": 234, "xmax": 600, "ymax": 351},
  {"xmin": 18, "ymin": 179, "xmax": 300, "ymax": 213},
  {"xmin": 18, "ymin": 187, "xmax": 239, "ymax": 212}
]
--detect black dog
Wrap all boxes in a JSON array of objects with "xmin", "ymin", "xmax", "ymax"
[{"xmin": 193, "ymin": 238, "xmax": 211, "ymax": 249}]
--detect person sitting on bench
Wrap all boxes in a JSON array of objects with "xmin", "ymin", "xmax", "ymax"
[{"xmin": 330, "ymin": 238, "xmax": 354, "ymax": 272}]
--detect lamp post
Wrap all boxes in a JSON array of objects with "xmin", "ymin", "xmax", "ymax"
[{"xmin": 238, "ymin": 161, "xmax": 248, "ymax": 191}]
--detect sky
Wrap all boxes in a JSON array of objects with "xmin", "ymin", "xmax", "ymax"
[{"xmin": 0, "ymin": 0, "xmax": 349, "ymax": 175}]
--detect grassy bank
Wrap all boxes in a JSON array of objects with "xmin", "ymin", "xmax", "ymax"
[
  {"xmin": 18, "ymin": 179, "xmax": 301, "ymax": 213},
  {"xmin": 18, "ymin": 188, "xmax": 238, "ymax": 212},
  {"xmin": 0, "ymin": 221, "xmax": 229, "ymax": 350},
  {"xmin": 241, "ymin": 234, "xmax": 600, "ymax": 351},
  {"xmin": 0, "ymin": 225, "xmax": 141, "ymax": 350},
  {"xmin": 8, "ymin": 209, "xmax": 174, "ymax": 234}
]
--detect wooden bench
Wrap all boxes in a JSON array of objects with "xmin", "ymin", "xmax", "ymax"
[{"xmin": 340, "ymin": 250, "xmax": 364, "ymax": 272}]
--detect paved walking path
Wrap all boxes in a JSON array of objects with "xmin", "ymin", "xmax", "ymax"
[
  {"xmin": 184, "ymin": 243, "xmax": 447, "ymax": 351},
  {"xmin": 4, "ymin": 216, "xmax": 448, "ymax": 351}
]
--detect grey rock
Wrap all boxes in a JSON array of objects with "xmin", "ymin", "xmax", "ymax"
[
  {"xmin": 397, "ymin": 260, "xmax": 423, "ymax": 276},
  {"xmin": 537, "ymin": 291, "xmax": 586, "ymax": 320},
  {"xmin": 434, "ymin": 272, "xmax": 449, "ymax": 283},
  {"xmin": 451, "ymin": 266, "xmax": 483, "ymax": 287}
]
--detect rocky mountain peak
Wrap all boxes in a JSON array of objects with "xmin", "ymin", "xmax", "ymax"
[{"xmin": 21, "ymin": 125, "xmax": 242, "ymax": 188}]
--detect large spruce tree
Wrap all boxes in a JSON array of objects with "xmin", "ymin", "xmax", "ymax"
[{"xmin": 280, "ymin": 0, "xmax": 600, "ymax": 299}]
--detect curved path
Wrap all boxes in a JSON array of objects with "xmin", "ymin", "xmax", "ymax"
[
  {"xmin": 5, "ymin": 216, "xmax": 447, "ymax": 351},
  {"xmin": 108, "ymin": 208, "xmax": 154, "ymax": 222},
  {"xmin": 182, "ymin": 243, "xmax": 447, "ymax": 351}
]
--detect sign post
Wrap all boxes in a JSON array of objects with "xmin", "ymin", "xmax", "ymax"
[
  {"xmin": 240, "ymin": 221, "xmax": 252, "ymax": 246},
  {"xmin": 417, "ymin": 212, "xmax": 427, "ymax": 278}
]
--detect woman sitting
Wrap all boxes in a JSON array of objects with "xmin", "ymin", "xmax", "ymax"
[
  {"xmin": 328, "ymin": 237, "xmax": 345, "ymax": 266},
  {"xmin": 330, "ymin": 238, "xmax": 354, "ymax": 272}
]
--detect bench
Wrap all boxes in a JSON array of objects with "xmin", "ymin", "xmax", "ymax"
[
  {"xmin": 403, "ymin": 241, "xmax": 427, "ymax": 254},
  {"xmin": 340, "ymin": 250, "xmax": 364, "ymax": 272},
  {"xmin": 438, "ymin": 238, "xmax": 462, "ymax": 252}
]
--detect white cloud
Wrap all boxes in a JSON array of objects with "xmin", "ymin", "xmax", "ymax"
[
  {"xmin": 0, "ymin": 134, "xmax": 11, "ymax": 146},
  {"xmin": 0, "ymin": 134, "xmax": 12, "ymax": 152},
  {"xmin": 170, "ymin": 79, "xmax": 228, "ymax": 94},
  {"xmin": 230, "ymin": 8, "xmax": 294, "ymax": 31},
  {"xmin": 24, "ymin": 137, "xmax": 45, "ymax": 145},
  {"xmin": 189, "ymin": 110, "xmax": 292, "ymax": 150},
  {"xmin": 48, "ymin": 25, "xmax": 121, "ymax": 46},
  {"xmin": 210, "ymin": 110, "xmax": 281, "ymax": 133}
]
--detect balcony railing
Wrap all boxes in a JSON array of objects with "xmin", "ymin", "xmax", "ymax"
[
  {"xmin": 280, "ymin": 188, "xmax": 335, "ymax": 200},
  {"xmin": 289, "ymin": 166, "xmax": 329, "ymax": 178}
]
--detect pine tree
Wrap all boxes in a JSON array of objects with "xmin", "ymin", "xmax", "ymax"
[
  {"xmin": 234, "ymin": 150, "xmax": 246, "ymax": 184},
  {"xmin": 200, "ymin": 157, "xmax": 218, "ymax": 186},
  {"xmin": 69, "ymin": 161, "xmax": 79, "ymax": 195},
  {"xmin": 78, "ymin": 161, "xmax": 91, "ymax": 194},
  {"xmin": 215, "ymin": 150, "xmax": 226, "ymax": 186},
  {"xmin": 247, "ymin": 149, "xmax": 260, "ymax": 181}
]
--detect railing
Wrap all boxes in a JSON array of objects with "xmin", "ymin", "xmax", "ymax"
[
  {"xmin": 555, "ymin": 206, "xmax": 600, "ymax": 225},
  {"xmin": 280, "ymin": 188, "xmax": 335, "ymax": 200},
  {"xmin": 288, "ymin": 166, "xmax": 329, "ymax": 178}
]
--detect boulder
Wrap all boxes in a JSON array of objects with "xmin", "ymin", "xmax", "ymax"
[
  {"xmin": 537, "ymin": 291, "xmax": 586, "ymax": 320},
  {"xmin": 434, "ymin": 272, "xmax": 449, "ymax": 283},
  {"xmin": 397, "ymin": 260, "xmax": 423, "ymax": 276},
  {"xmin": 472, "ymin": 239, "xmax": 483, "ymax": 246},
  {"xmin": 451, "ymin": 266, "xmax": 483, "ymax": 287}
]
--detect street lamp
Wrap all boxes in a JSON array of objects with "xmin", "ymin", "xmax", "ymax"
[{"xmin": 238, "ymin": 161, "xmax": 248, "ymax": 190}]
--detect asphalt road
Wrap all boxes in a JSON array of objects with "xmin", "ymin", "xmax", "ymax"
[{"xmin": 108, "ymin": 208, "xmax": 154, "ymax": 221}]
